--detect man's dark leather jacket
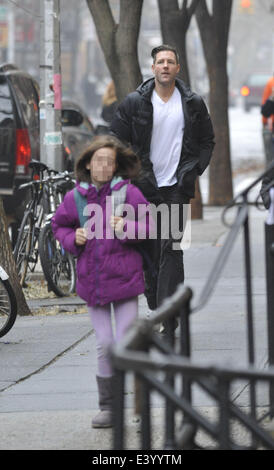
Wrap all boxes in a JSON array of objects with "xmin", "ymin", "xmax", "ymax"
[{"xmin": 110, "ymin": 77, "xmax": 215, "ymax": 204}]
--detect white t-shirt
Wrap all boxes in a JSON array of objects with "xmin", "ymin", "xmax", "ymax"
[{"xmin": 150, "ymin": 87, "xmax": 184, "ymax": 187}]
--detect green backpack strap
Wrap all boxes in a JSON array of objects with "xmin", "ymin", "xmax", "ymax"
[{"xmin": 73, "ymin": 188, "xmax": 88, "ymax": 227}]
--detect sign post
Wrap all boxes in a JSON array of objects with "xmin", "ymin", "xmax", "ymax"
[{"xmin": 39, "ymin": 0, "xmax": 63, "ymax": 171}]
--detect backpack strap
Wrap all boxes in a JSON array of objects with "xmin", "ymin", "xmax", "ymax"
[
  {"xmin": 73, "ymin": 188, "xmax": 88, "ymax": 227},
  {"xmin": 112, "ymin": 184, "xmax": 156, "ymax": 277}
]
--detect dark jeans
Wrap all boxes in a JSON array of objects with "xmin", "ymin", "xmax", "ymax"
[{"xmin": 144, "ymin": 184, "xmax": 188, "ymax": 329}]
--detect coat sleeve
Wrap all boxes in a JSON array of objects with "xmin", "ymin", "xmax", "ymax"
[
  {"xmin": 261, "ymin": 80, "xmax": 273, "ymax": 126},
  {"xmin": 261, "ymin": 98, "xmax": 274, "ymax": 118},
  {"xmin": 51, "ymin": 190, "xmax": 83, "ymax": 257},
  {"xmin": 110, "ymin": 94, "xmax": 135, "ymax": 145},
  {"xmin": 196, "ymin": 99, "xmax": 215, "ymax": 175},
  {"xmin": 115, "ymin": 184, "xmax": 156, "ymax": 244}
]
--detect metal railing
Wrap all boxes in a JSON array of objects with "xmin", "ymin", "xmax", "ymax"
[{"xmin": 111, "ymin": 161, "xmax": 274, "ymax": 450}]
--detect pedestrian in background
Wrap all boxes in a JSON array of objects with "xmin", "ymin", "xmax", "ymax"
[
  {"xmin": 260, "ymin": 76, "xmax": 274, "ymax": 209},
  {"xmin": 261, "ymin": 75, "xmax": 274, "ymax": 165},
  {"xmin": 110, "ymin": 44, "xmax": 215, "ymax": 337},
  {"xmin": 51, "ymin": 135, "xmax": 152, "ymax": 428},
  {"xmin": 101, "ymin": 81, "xmax": 118, "ymax": 124}
]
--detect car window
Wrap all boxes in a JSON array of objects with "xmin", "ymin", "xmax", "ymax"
[
  {"xmin": 248, "ymin": 75, "xmax": 270, "ymax": 87},
  {"xmin": 0, "ymin": 76, "xmax": 14, "ymax": 127},
  {"xmin": 10, "ymin": 75, "xmax": 39, "ymax": 128},
  {"xmin": 61, "ymin": 107, "xmax": 94, "ymax": 134},
  {"xmin": 25, "ymin": 78, "xmax": 39, "ymax": 126},
  {"xmin": 61, "ymin": 109, "xmax": 83, "ymax": 126}
]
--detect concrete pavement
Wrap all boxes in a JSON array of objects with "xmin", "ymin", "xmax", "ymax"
[{"xmin": 0, "ymin": 202, "xmax": 272, "ymax": 450}]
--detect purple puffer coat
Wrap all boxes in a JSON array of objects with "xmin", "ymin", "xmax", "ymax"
[{"xmin": 51, "ymin": 178, "xmax": 152, "ymax": 306}]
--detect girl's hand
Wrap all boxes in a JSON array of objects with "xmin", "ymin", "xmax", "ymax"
[
  {"xmin": 110, "ymin": 216, "xmax": 124, "ymax": 234},
  {"xmin": 75, "ymin": 228, "xmax": 87, "ymax": 246}
]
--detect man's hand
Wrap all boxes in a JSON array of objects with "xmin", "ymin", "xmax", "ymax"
[{"xmin": 75, "ymin": 228, "xmax": 87, "ymax": 246}]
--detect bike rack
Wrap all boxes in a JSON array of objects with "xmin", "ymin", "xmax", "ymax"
[{"xmin": 111, "ymin": 162, "xmax": 274, "ymax": 450}]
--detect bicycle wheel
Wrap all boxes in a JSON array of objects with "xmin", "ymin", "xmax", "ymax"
[
  {"xmin": 0, "ymin": 269, "xmax": 17, "ymax": 338},
  {"xmin": 13, "ymin": 211, "xmax": 33, "ymax": 286},
  {"xmin": 39, "ymin": 222, "xmax": 76, "ymax": 297}
]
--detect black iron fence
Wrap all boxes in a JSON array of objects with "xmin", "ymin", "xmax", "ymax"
[{"xmin": 111, "ymin": 162, "xmax": 274, "ymax": 450}]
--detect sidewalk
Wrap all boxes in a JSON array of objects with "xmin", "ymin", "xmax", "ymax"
[{"xmin": 0, "ymin": 204, "xmax": 271, "ymax": 449}]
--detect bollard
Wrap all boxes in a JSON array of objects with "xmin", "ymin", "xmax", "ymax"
[{"xmin": 265, "ymin": 188, "xmax": 274, "ymax": 417}]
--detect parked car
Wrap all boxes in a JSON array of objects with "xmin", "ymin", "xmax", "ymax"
[
  {"xmin": 61, "ymin": 99, "xmax": 96, "ymax": 172},
  {"xmin": 0, "ymin": 63, "xmax": 40, "ymax": 245},
  {"xmin": 240, "ymin": 74, "xmax": 270, "ymax": 112},
  {"xmin": 0, "ymin": 65, "xmax": 106, "ymax": 244}
]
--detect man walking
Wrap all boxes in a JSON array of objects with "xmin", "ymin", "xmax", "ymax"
[{"xmin": 110, "ymin": 45, "xmax": 215, "ymax": 336}]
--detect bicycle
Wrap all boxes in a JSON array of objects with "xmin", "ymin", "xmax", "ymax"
[
  {"xmin": 38, "ymin": 180, "xmax": 76, "ymax": 298},
  {"xmin": 0, "ymin": 264, "xmax": 17, "ymax": 338},
  {"xmin": 13, "ymin": 160, "xmax": 76, "ymax": 296}
]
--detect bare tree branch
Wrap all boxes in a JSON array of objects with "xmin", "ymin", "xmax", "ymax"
[
  {"xmin": 86, "ymin": 0, "xmax": 116, "ymax": 64},
  {"xmin": 182, "ymin": 0, "xmax": 188, "ymax": 13},
  {"xmin": 86, "ymin": 0, "xmax": 143, "ymax": 100},
  {"xmin": 188, "ymin": 0, "xmax": 201, "ymax": 17},
  {"xmin": 118, "ymin": 0, "xmax": 143, "ymax": 53},
  {"xmin": 86, "ymin": 0, "xmax": 115, "ymax": 41},
  {"xmin": 196, "ymin": 0, "xmax": 212, "ymax": 27}
]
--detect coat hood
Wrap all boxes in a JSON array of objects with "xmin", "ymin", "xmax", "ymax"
[{"xmin": 75, "ymin": 176, "xmax": 129, "ymax": 198}]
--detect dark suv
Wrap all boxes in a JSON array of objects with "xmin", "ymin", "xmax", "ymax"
[{"xmin": 0, "ymin": 64, "xmax": 40, "ymax": 244}]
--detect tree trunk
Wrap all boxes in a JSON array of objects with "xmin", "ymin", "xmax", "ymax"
[
  {"xmin": 208, "ymin": 62, "xmax": 232, "ymax": 204},
  {"xmin": 86, "ymin": 0, "xmax": 143, "ymax": 101},
  {"xmin": 0, "ymin": 198, "xmax": 31, "ymax": 316},
  {"xmin": 158, "ymin": 0, "xmax": 200, "ymax": 86},
  {"xmin": 158, "ymin": 0, "xmax": 203, "ymax": 219},
  {"xmin": 196, "ymin": 0, "xmax": 233, "ymax": 205}
]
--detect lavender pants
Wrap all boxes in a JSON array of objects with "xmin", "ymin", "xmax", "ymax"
[{"xmin": 88, "ymin": 296, "xmax": 138, "ymax": 377}]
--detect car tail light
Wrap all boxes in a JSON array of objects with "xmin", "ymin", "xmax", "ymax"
[
  {"xmin": 64, "ymin": 146, "xmax": 71, "ymax": 156},
  {"xmin": 15, "ymin": 129, "xmax": 31, "ymax": 175},
  {"xmin": 241, "ymin": 86, "xmax": 250, "ymax": 97}
]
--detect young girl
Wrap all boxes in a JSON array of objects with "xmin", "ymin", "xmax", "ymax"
[{"xmin": 51, "ymin": 135, "xmax": 152, "ymax": 429}]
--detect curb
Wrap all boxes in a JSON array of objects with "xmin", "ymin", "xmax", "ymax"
[{"xmin": 26, "ymin": 295, "xmax": 86, "ymax": 311}]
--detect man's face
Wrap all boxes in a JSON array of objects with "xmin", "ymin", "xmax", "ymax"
[{"xmin": 152, "ymin": 50, "xmax": 180, "ymax": 87}]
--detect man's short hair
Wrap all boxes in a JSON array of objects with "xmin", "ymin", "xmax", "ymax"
[{"xmin": 151, "ymin": 45, "xmax": 179, "ymax": 64}]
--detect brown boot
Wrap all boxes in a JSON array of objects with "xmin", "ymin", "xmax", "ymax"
[{"xmin": 91, "ymin": 375, "xmax": 113, "ymax": 429}]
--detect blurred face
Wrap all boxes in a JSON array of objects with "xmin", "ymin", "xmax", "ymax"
[
  {"xmin": 86, "ymin": 147, "xmax": 117, "ymax": 187},
  {"xmin": 152, "ymin": 50, "xmax": 180, "ymax": 87}
]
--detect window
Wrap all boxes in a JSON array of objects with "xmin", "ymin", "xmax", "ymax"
[
  {"xmin": 0, "ymin": 77, "xmax": 14, "ymax": 127},
  {"xmin": 10, "ymin": 76, "xmax": 39, "ymax": 129}
]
